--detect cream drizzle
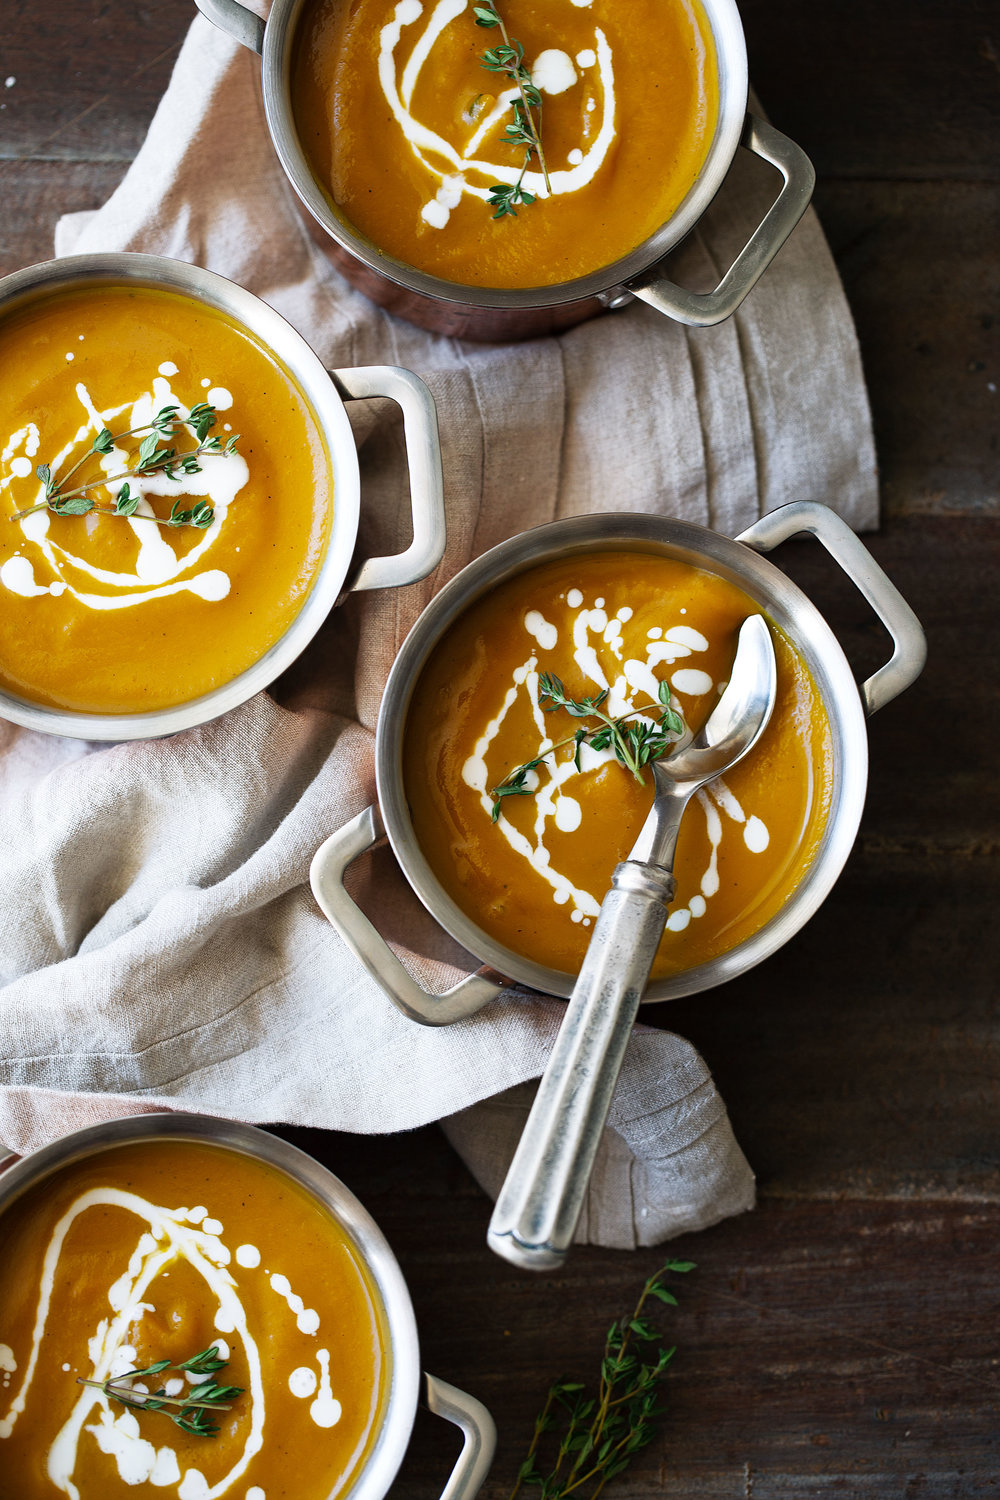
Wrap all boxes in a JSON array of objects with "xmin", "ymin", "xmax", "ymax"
[
  {"xmin": 309, "ymin": 1351, "xmax": 342, "ymax": 1430},
  {"xmin": 670, "ymin": 668, "xmax": 713, "ymax": 696},
  {"xmin": 462, "ymin": 657, "xmax": 602, "ymax": 921},
  {"xmin": 86, "ymin": 1407, "xmax": 181, "ymax": 1488},
  {"xmin": 1, "ymin": 374, "xmax": 249, "ymax": 612},
  {"xmin": 287, "ymin": 1351, "xmax": 342, "ymax": 1430},
  {"xmin": 288, "ymin": 1366, "xmax": 318, "ymax": 1399},
  {"xmin": 267, "ymin": 1274, "xmax": 320, "ymax": 1337},
  {"xmin": 461, "ymin": 592, "xmax": 772, "ymax": 930},
  {"xmin": 378, "ymin": 0, "xmax": 617, "ymax": 229},
  {"xmin": 0, "ymin": 1190, "xmax": 265, "ymax": 1500}
]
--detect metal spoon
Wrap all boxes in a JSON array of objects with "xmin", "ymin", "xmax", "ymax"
[{"xmin": 486, "ymin": 615, "xmax": 778, "ymax": 1271}]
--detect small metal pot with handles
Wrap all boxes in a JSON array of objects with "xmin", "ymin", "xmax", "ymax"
[
  {"xmin": 0, "ymin": 252, "xmax": 446, "ymax": 741},
  {"xmin": 310, "ymin": 502, "xmax": 926, "ymax": 1018},
  {"xmin": 0, "ymin": 1114, "xmax": 496, "ymax": 1500},
  {"xmin": 194, "ymin": 0, "xmax": 815, "ymax": 341}
]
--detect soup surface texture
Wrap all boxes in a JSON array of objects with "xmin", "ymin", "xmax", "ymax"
[
  {"xmin": 404, "ymin": 551, "xmax": 833, "ymax": 979},
  {"xmin": 0, "ymin": 1139, "xmax": 386, "ymax": 1500},
  {"xmin": 292, "ymin": 0, "xmax": 718, "ymax": 287},
  {"xmin": 0, "ymin": 285, "xmax": 332, "ymax": 715}
]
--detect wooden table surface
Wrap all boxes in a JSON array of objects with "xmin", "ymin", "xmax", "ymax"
[{"xmin": 2, "ymin": 2, "xmax": 997, "ymax": 1494}]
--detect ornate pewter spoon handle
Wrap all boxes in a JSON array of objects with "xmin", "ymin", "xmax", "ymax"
[{"xmin": 487, "ymin": 616, "xmax": 777, "ymax": 1271}]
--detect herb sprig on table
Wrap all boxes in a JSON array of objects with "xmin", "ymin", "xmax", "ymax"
[
  {"xmin": 489, "ymin": 672, "xmax": 685, "ymax": 822},
  {"xmin": 77, "ymin": 1343, "xmax": 243, "ymax": 1438},
  {"xmin": 474, "ymin": 2, "xmax": 552, "ymax": 218},
  {"xmin": 9, "ymin": 403, "xmax": 240, "ymax": 530},
  {"xmin": 509, "ymin": 1260, "xmax": 695, "ymax": 1498}
]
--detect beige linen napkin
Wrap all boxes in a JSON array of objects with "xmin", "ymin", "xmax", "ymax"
[{"xmin": 0, "ymin": 11, "xmax": 876, "ymax": 1247}]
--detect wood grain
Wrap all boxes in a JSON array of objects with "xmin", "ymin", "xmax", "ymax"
[
  {"xmin": 279, "ymin": 1123, "xmax": 1000, "ymax": 1497},
  {"xmin": 742, "ymin": 0, "xmax": 1000, "ymax": 181},
  {"xmin": 0, "ymin": 0, "xmax": 187, "ymax": 163}
]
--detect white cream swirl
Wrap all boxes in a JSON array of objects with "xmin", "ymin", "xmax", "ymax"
[
  {"xmin": 1, "ymin": 374, "xmax": 248, "ymax": 612},
  {"xmin": 462, "ymin": 592, "xmax": 772, "ymax": 930},
  {"xmin": 378, "ymin": 0, "xmax": 617, "ymax": 229},
  {"xmin": 0, "ymin": 1191, "xmax": 264, "ymax": 1500}
]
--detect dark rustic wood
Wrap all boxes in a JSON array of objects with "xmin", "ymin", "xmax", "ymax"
[
  {"xmin": 656, "ymin": 517, "xmax": 1000, "ymax": 1201},
  {"xmin": 741, "ymin": 0, "xmax": 1000, "ymax": 181},
  {"xmin": 2, "ymin": 0, "xmax": 998, "ymax": 1492},
  {"xmin": 280, "ymin": 1124, "xmax": 1000, "ymax": 1496},
  {"xmin": 0, "ymin": 0, "xmax": 186, "ymax": 164},
  {"xmin": 814, "ymin": 184, "xmax": 999, "ymax": 519}
]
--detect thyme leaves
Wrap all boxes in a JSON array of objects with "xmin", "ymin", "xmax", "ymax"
[
  {"xmin": 509, "ymin": 1261, "xmax": 695, "ymax": 1499},
  {"xmin": 76, "ymin": 1343, "xmax": 243, "ymax": 1439},
  {"xmin": 489, "ymin": 672, "xmax": 685, "ymax": 822},
  {"xmin": 9, "ymin": 404, "xmax": 240, "ymax": 531},
  {"xmin": 475, "ymin": 2, "xmax": 551, "ymax": 217}
]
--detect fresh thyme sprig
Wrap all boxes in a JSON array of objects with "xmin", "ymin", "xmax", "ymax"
[
  {"xmin": 474, "ymin": 2, "xmax": 552, "ymax": 218},
  {"xmin": 509, "ymin": 1260, "xmax": 695, "ymax": 1499},
  {"xmin": 9, "ymin": 403, "xmax": 240, "ymax": 530},
  {"xmin": 77, "ymin": 1343, "xmax": 243, "ymax": 1438},
  {"xmin": 489, "ymin": 672, "xmax": 685, "ymax": 822}
]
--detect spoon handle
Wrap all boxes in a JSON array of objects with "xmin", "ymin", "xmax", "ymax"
[{"xmin": 487, "ymin": 862, "xmax": 675, "ymax": 1271}]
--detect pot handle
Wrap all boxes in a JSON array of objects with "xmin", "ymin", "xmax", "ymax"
[
  {"xmin": 309, "ymin": 804, "xmax": 505, "ymax": 1025},
  {"xmin": 737, "ymin": 501, "xmax": 927, "ymax": 715},
  {"xmin": 626, "ymin": 115, "xmax": 815, "ymax": 328},
  {"xmin": 330, "ymin": 366, "xmax": 447, "ymax": 592},
  {"xmin": 424, "ymin": 1373, "xmax": 497, "ymax": 1500},
  {"xmin": 193, "ymin": 0, "xmax": 264, "ymax": 54}
]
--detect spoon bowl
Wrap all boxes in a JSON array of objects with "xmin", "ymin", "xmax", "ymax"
[
  {"xmin": 666, "ymin": 615, "xmax": 776, "ymax": 778},
  {"xmin": 630, "ymin": 613, "xmax": 778, "ymax": 868}
]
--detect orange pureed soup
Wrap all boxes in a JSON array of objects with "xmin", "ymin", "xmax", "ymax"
[
  {"xmin": 0, "ymin": 285, "xmax": 332, "ymax": 715},
  {"xmin": 0, "ymin": 1139, "xmax": 386, "ymax": 1500},
  {"xmin": 292, "ymin": 0, "xmax": 718, "ymax": 288},
  {"xmin": 404, "ymin": 552, "xmax": 834, "ymax": 979}
]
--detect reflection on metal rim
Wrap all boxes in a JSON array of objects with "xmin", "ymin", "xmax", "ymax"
[
  {"xmin": 374, "ymin": 510, "xmax": 870, "ymax": 1005},
  {"xmin": 0, "ymin": 253, "xmax": 361, "ymax": 742},
  {"xmin": 0, "ymin": 1112, "xmax": 421, "ymax": 1500},
  {"xmin": 260, "ymin": 0, "xmax": 750, "ymax": 312}
]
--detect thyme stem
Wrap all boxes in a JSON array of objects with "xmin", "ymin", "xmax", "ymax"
[
  {"xmin": 489, "ymin": 673, "xmax": 685, "ymax": 822},
  {"xmin": 76, "ymin": 1378, "xmax": 236, "ymax": 1413},
  {"xmin": 51, "ymin": 415, "xmax": 190, "ymax": 495},
  {"xmin": 474, "ymin": 2, "xmax": 551, "ymax": 216},
  {"xmin": 10, "ymin": 444, "xmax": 226, "ymax": 520},
  {"xmin": 74, "ymin": 1344, "xmax": 244, "ymax": 1439},
  {"xmin": 7, "ymin": 403, "xmax": 239, "ymax": 531},
  {"xmin": 508, "ymin": 1261, "xmax": 694, "ymax": 1500},
  {"xmin": 498, "ymin": 13, "xmax": 551, "ymax": 194}
]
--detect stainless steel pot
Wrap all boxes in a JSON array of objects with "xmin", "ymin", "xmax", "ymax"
[
  {"xmin": 0, "ymin": 1113, "xmax": 495, "ymax": 1500},
  {"xmin": 0, "ymin": 253, "xmax": 446, "ymax": 741},
  {"xmin": 310, "ymin": 502, "xmax": 926, "ymax": 1014},
  {"xmin": 195, "ymin": 0, "xmax": 815, "ymax": 341}
]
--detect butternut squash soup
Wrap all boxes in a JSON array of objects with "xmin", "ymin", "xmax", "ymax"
[
  {"xmin": 403, "ymin": 551, "xmax": 833, "ymax": 979},
  {"xmin": 0, "ymin": 285, "xmax": 332, "ymax": 714},
  {"xmin": 292, "ymin": 0, "xmax": 718, "ymax": 288},
  {"xmin": 0, "ymin": 1139, "xmax": 386, "ymax": 1500}
]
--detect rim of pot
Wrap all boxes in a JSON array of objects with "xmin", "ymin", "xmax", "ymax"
[
  {"xmin": 375, "ymin": 512, "xmax": 868, "ymax": 1003},
  {"xmin": 0, "ymin": 252, "xmax": 357, "ymax": 742},
  {"xmin": 0, "ymin": 1112, "xmax": 420, "ymax": 1500},
  {"xmin": 261, "ymin": 0, "xmax": 749, "ymax": 310}
]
